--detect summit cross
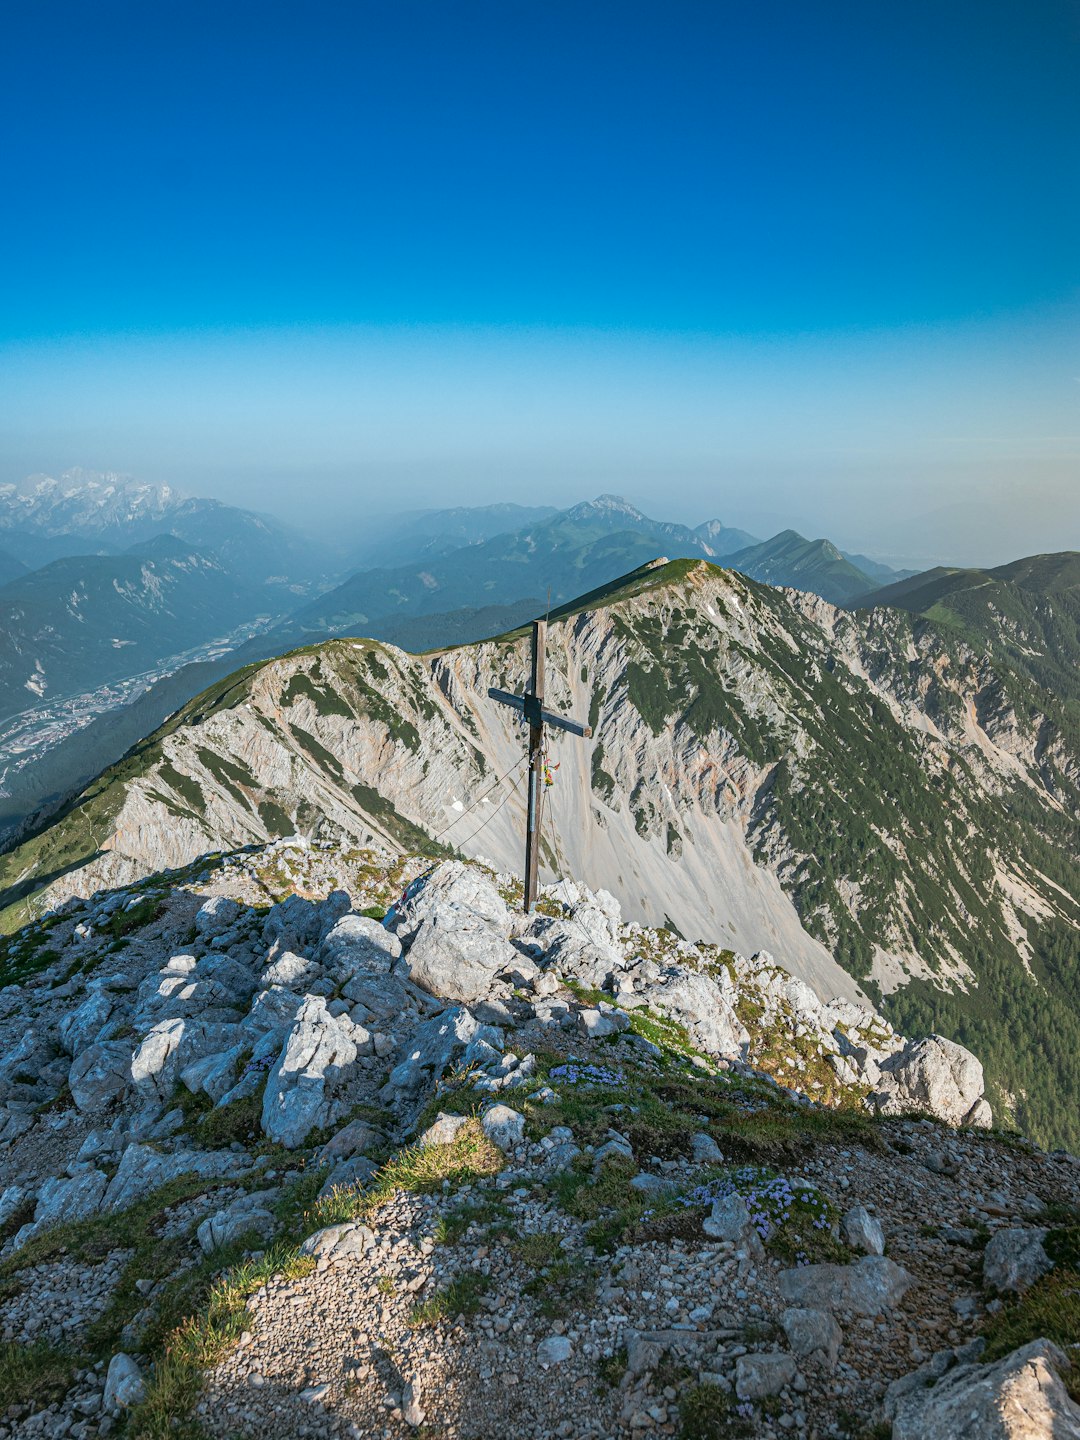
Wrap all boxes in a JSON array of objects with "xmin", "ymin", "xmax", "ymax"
[{"xmin": 488, "ymin": 618, "xmax": 592, "ymax": 914}]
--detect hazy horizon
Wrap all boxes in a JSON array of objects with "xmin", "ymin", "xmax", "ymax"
[{"xmin": 2, "ymin": 1, "xmax": 1078, "ymax": 572}]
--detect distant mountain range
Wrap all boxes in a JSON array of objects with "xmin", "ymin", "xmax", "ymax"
[
  {"xmin": 0, "ymin": 470, "xmax": 328, "ymax": 590},
  {"xmin": 0, "ymin": 536, "xmax": 264, "ymax": 724},
  {"xmin": 0, "ymin": 474, "xmax": 914, "ymax": 839}
]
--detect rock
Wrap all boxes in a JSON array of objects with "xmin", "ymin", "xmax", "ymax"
[
  {"xmin": 778, "ymin": 1256, "xmax": 914, "ymax": 1315},
  {"xmin": 299, "ymin": 1221, "xmax": 374, "ymax": 1264},
  {"xmin": 481, "ymin": 1103, "xmax": 525, "ymax": 1151},
  {"xmin": 886, "ymin": 1338, "xmax": 1080, "ymax": 1439},
  {"xmin": 197, "ymin": 1191, "xmax": 278, "ymax": 1254},
  {"xmin": 131, "ymin": 1017, "xmax": 237, "ymax": 1101},
  {"xmin": 13, "ymin": 1170, "xmax": 108, "ymax": 1247},
  {"xmin": 103, "ymin": 1353, "xmax": 146, "ymax": 1410},
  {"xmin": 873, "ymin": 1034, "xmax": 987, "ymax": 1125},
  {"xmin": 781, "ymin": 1308, "xmax": 842, "ymax": 1368},
  {"xmin": 703, "ymin": 1192, "xmax": 758, "ymax": 1247},
  {"xmin": 103, "ymin": 1143, "xmax": 247, "ymax": 1213},
  {"xmin": 537, "ymin": 1335, "xmax": 573, "ymax": 1366},
  {"xmin": 383, "ymin": 1006, "xmax": 502, "ymax": 1101},
  {"xmin": 261, "ymin": 951, "xmax": 323, "ymax": 990},
  {"xmin": 68, "ymin": 1041, "xmax": 131, "ymax": 1113},
  {"xmin": 418, "ymin": 1112, "xmax": 470, "ymax": 1148},
  {"xmin": 58, "ymin": 991, "xmax": 119, "ymax": 1055},
  {"xmin": 631, "ymin": 966, "xmax": 748, "ymax": 1059},
  {"xmin": 965, "ymin": 1096, "xmax": 994, "ymax": 1128},
  {"xmin": 319, "ymin": 1118, "xmax": 380, "ymax": 1161},
  {"xmin": 841, "ymin": 1204, "xmax": 885, "ymax": 1256},
  {"xmin": 319, "ymin": 1155, "xmax": 378, "ymax": 1195},
  {"xmin": 405, "ymin": 910, "xmax": 516, "ymax": 1003},
  {"xmin": 195, "ymin": 895, "xmax": 241, "ymax": 938},
  {"xmin": 734, "ymin": 1353, "xmax": 797, "ymax": 1400},
  {"xmin": 319, "ymin": 914, "xmax": 402, "ymax": 980},
  {"xmin": 402, "ymin": 1380, "xmax": 425, "ymax": 1428},
  {"xmin": 691, "ymin": 1132, "xmax": 723, "ymax": 1164},
  {"xmin": 983, "ymin": 1229, "xmax": 1054, "ymax": 1294},
  {"xmin": 392, "ymin": 861, "xmax": 511, "ymax": 944},
  {"xmin": 261, "ymin": 996, "xmax": 358, "ymax": 1149},
  {"xmin": 0, "ymin": 1184, "xmax": 27, "ymax": 1227}
]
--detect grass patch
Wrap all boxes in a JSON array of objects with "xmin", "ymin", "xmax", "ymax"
[
  {"xmin": 677, "ymin": 1381, "xmax": 754, "ymax": 1438},
  {"xmin": 131, "ymin": 1244, "xmax": 314, "ymax": 1439},
  {"xmin": 308, "ymin": 1119, "xmax": 503, "ymax": 1229},
  {"xmin": 982, "ymin": 1262, "xmax": 1080, "ymax": 1400},
  {"xmin": 408, "ymin": 1272, "xmax": 490, "ymax": 1327},
  {"xmin": 0, "ymin": 1340, "xmax": 75, "ymax": 1409},
  {"xmin": 523, "ymin": 1256, "xmax": 597, "ymax": 1318}
]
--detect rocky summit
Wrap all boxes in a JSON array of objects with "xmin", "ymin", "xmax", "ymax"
[{"xmin": 0, "ymin": 841, "xmax": 1076, "ymax": 1438}]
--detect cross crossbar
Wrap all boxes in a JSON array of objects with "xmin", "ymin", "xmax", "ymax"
[{"xmin": 487, "ymin": 619, "xmax": 593, "ymax": 912}]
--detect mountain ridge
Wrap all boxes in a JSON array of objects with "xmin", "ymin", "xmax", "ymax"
[{"xmin": 5, "ymin": 554, "xmax": 1078, "ymax": 1147}]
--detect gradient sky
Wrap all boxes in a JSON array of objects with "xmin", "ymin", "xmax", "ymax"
[{"xmin": 1, "ymin": 0, "xmax": 1078, "ymax": 565}]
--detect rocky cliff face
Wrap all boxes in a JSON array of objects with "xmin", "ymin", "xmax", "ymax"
[
  {"xmin": 3, "ymin": 559, "xmax": 1078, "ymax": 1145},
  {"xmin": 0, "ymin": 846, "xmax": 1075, "ymax": 1439}
]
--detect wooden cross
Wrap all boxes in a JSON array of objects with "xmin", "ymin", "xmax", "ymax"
[{"xmin": 488, "ymin": 618, "xmax": 592, "ymax": 913}]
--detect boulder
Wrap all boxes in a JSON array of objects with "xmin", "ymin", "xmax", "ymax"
[
  {"xmin": 778, "ymin": 1256, "xmax": 914, "ymax": 1316},
  {"xmin": 319, "ymin": 914, "xmax": 402, "ymax": 980},
  {"xmin": 383, "ymin": 1007, "xmax": 502, "ymax": 1102},
  {"xmin": 703, "ymin": 1192, "xmax": 760, "ymax": 1249},
  {"xmin": 873, "ymin": 1035, "xmax": 987, "ymax": 1125},
  {"xmin": 782, "ymin": 1308, "xmax": 842, "ymax": 1368},
  {"xmin": 299, "ymin": 1221, "xmax": 374, "ymax": 1264},
  {"xmin": 418, "ymin": 1113, "xmax": 470, "ymax": 1148},
  {"xmin": 103, "ymin": 1353, "xmax": 146, "ymax": 1410},
  {"xmin": 404, "ymin": 911, "xmax": 516, "ymax": 1003},
  {"xmin": 197, "ymin": 1191, "xmax": 278, "ymax": 1254},
  {"xmin": 734, "ymin": 1353, "xmax": 797, "ymax": 1400},
  {"xmin": 131, "ymin": 1018, "xmax": 237, "ymax": 1101},
  {"xmin": 12, "ymin": 1170, "xmax": 108, "ymax": 1248},
  {"xmin": 885, "ymin": 1338, "xmax": 1080, "ymax": 1439},
  {"xmin": 261, "ymin": 997, "xmax": 359, "ymax": 1149},
  {"xmin": 392, "ymin": 861, "xmax": 511, "ymax": 944},
  {"xmin": 102, "ymin": 1143, "xmax": 248, "ymax": 1213},
  {"xmin": 261, "ymin": 951, "xmax": 323, "ymax": 990},
  {"xmin": 194, "ymin": 895, "xmax": 241, "ymax": 938},
  {"xmin": 319, "ymin": 1118, "xmax": 381, "ymax": 1161},
  {"xmin": 318, "ymin": 1155, "xmax": 378, "ymax": 1195},
  {"xmin": 58, "ymin": 991, "xmax": 119, "ymax": 1055},
  {"xmin": 68, "ymin": 1041, "xmax": 132, "ymax": 1114},
  {"xmin": 841, "ymin": 1204, "xmax": 885, "ymax": 1256},
  {"xmin": 983, "ymin": 1229, "xmax": 1054, "ymax": 1294},
  {"xmin": 631, "ymin": 966, "xmax": 748, "ymax": 1059},
  {"xmin": 480, "ymin": 1104, "xmax": 524, "ymax": 1151}
]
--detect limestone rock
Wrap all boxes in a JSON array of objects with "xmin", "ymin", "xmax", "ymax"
[
  {"xmin": 735, "ymin": 1352, "xmax": 797, "ymax": 1400},
  {"xmin": 873, "ymin": 1035, "xmax": 987, "ymax": 1125},
  {"xmin": 782, "ymin": 1307, "xmax": 842, "ymax": 1368},
  {"xmin": 68, "ymin": 1041, "xmax": 132, "ymax": 1113},
  {"xmin": 197, "ymin": 1191, "xmax": 278, "ymax": 1254},
  {"xmin": 480, "ymin": 1103, "xmax": 524, "ymax": 1151},
  {"xmin": 104, "ymin": 1352, "xmax": 147, "ymax": 1410},
  {"xmin": 261, "ymin": 996, "xmax": 358, "ymax": 1149},
  {"xmin": 405, "ymin": 911, "xmax": 516, "ymax": 1003},
  {"xmin": 983, "ymin": 1229, "xmax": 1054, "ymax": 1294},
  {"xmin": 885, "ymin": 1338, "xmax": 1080, "ymax": 1440},
  {"xmin": 841, "ymin": 1204, "xmax": 885, "ymax": 1256},
  {"xmin": 778, "ymin": 1256, "xmax": 914, "ymax": 1315},
  {"xmin": 299, "ymin": 1221, "xmax": 375, "ymax": 1264},
  {"xmin": 418, "ymin": 1112, "xmax": 470, "ymax": 1148},
  {"xmin": 319, "ymin": 914, "xmax": 402, "ymax": 980}
]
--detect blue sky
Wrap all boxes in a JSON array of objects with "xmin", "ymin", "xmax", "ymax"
[{"xmin": 1, "ymin": 0, "xmax": 1078, "ymax": 563}]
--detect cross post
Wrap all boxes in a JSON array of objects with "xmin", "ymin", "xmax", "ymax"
[{"xmin": 488, "ymin": 618, "xmax": 592, "ymax": 913}]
